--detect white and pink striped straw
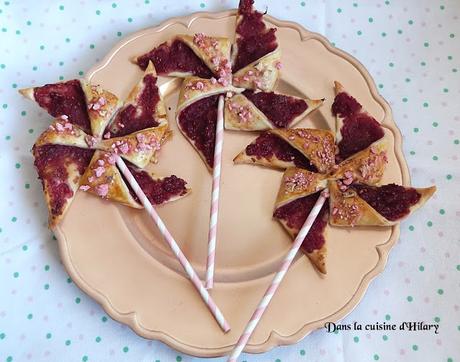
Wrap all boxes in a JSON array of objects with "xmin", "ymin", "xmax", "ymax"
[
  {"xmin": 227, "ymin": 189, "xmax": 329, "ymax": 361},
  {"xmin": 115, "ymin": 155, "xmax": 231, "ymax": 333},
  {"xmin": 205, "ymin": 95, "xmax": 225, "ymax": 289}
]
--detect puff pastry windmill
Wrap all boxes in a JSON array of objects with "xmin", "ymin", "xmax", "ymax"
[
  {"xmin": 228, "ymin": 81, "xmax": 436, "ymax": 361},
  {"xmin": 132, "ymin": 0, "xmax": 325, "ymax": 289},
  {"xmin": 19, "ymin": 62, "xmax": 232, "ymax": 333}
]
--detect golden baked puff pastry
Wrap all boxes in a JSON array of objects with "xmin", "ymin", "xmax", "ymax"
[
  {"xmin": 332, "ymin": 81, "xmax": 385, "ymax": 162},
  {"xmin": 19, "ymin": 79, "xmax": 119, "ymax": 136},
  {"xmin": 224, "ymin": 91, "xmax": 324, "ymax": 131},
  {"xmin": 176, "ymin": 76, "xmax": 243, "ymax": 171},
  {"xmin": 234, "ymin": 128, "xmax": 336, "ymax": 173},
  {"xmin": 133, "ymin": 34, "xmax": 232, "ymax": 80},
  {"xmin": 231, "ymin": 0, "xmax": 281, "ymax": 92},
  {"xmin": 329, "ymin": 136, "xmax": 389, "ymax": 186},
  {"xmin": 98, "ymin": 124, "xmax": 170, "ymax": 169},
  {"xmin": 106, "ymin": 62, "xmax": 168, "ymax": 138},
  {"xmin": 273, "ymin": 168, "xmax": 329, "ymax": 274},
  {"xmin": 328, "ymin": 180, "xmax": 436, "ymax": 227},
  {"xmin": 34, "ymin": 118, "xmax": 91, "ymax": 149},
  {"xmin": 80, "ymin": 151, "xmax": 191, "ymax": 208}
]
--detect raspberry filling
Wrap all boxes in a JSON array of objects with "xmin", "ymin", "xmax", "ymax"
[
  {"xmin": 136, "ymin": 39, "xmax": 213, "ymax": 79},
  {"xmin": 350, "ymin": 183, "xmax": 421, "ymax": 221},
  {"xmin": 33, "ymin": 144, "xmax": 94, "ymax": 218},
  {"xmin": 126, "ymin": 163, "xmax": 188, "ymax": 205},
  {"xmin": 243, "ymin": 90, "xmax": 308, "ymax": 128},
  {"xmin": 332, "ymin": 92, "xmax": 384, "ymax": 161},
  {"xmin": 245, "ymin": 132, "xmax": 317, "ymax": 171},
  {"xmin": 273, "ymin": 193, "xmax": 328, "ymax": 253},
  {"xmin": 109, "ymin": 74, "xmax": 161, "ymax": 137},
  {"xmin": 178, "ymin": 94, "xmax": 219, "ymax": 168},
  {"xmin": 33, "ymin": 80, "xmax": 91, "ymax": 133},
  {"xmin": 233, "ymin": 0, "xmax": 278, "ymax": 72}
]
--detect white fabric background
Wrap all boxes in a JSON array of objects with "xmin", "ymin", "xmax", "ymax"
[{"xmin": 0, "ymin": 1, "xmax": 459, "ymax": 361}]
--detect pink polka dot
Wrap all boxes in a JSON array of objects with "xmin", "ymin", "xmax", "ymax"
[
  {"xmin": 398, "ymin": 261, "xmax": 405, "ymax": 267},
  {"xmin": 454, "ymin": 305, "xmax": 459, "ymax": 312},
  {"xmin": 27, "ymin": 296, "xmax": 33, "ymax": 302},
  {"xmin": 384, "ymin": 289, "xmax": 390, "ymax": 296},
  {"xmin": 78, "ymin": 334, "xmax": 84, "ymax": 340},
  {"xmin": 436, "ymin": 339, "xmax": 442, "ymax": 346},
  {"xmin": 44, "ymin": 351, "xmax": 50, "ymax": 357},
  {"xmin": 11, "ymin": 289, "xmax": 16, "ymax": 295},
  {"xmin": 26, "ymin": 353, "xmax": 32, "ymax": 360},
  {"xmin": 366, "ymin": 333, "xmax": 371, "ymax": 339},
  {"xmin": 424, "ymin": 297, "xmax": 430, "ymax": 303},
  {"xmin": 109, "ymin": 349, "xmax": 115, "ymax": 356},
  {"xmin": 43, "ymin": 315, "xmax": 48, "ymax": 321},
  {"xmin": 445, "ymin": 252, "xmax": 450, "ymax": 258},
  {"xmin": 319, "ymin": 349, "xmax": 326, "ymax": 355},
  {"xmin": 0, "ymin": 311, "xmax": 5, "ymax": 317},
  {"xmin": 67, "ymin": 322, "xmax": 72, "ymax": 328},
  {"xmin": 57, "ymin": 302, "xmax": 63, "ymax": 308},
  {"xmin": 438, "ymin": 232, "xmax": 444, "ymax": 237},
  {"xmin": 5, "ymin": 258, "xmax": 11, "ymax": 264},
  {"xmin": 400, "ymin": 349, "xmax": 406, "ymax": 355},
  {"xmin": 20, "ymin": 334, "xmax": 26, "ymax": 341}
]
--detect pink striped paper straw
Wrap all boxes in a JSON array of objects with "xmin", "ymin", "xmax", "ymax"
[
  {"xmin": 227, "ymin": 189, "xmax": 329, "ymax": 361},
  {"xmin": 115, "ymin": 155, "xmax": 231, "ymax": 333},
  {"xmin": 206, "ymin": 95, "xmax": 225, "ymax": 289}
]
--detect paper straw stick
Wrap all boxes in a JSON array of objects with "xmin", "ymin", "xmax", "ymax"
[
  {"xmin": 227, "ymin": 189, "xmax": 329, "ymax": 361},
  {"xmin": 115, "ymin": 155, "xmax": 231, "ymax": 333},
  {"xmin": 206, "ymin": 95, "xmax": 225, "ymax": 289}
]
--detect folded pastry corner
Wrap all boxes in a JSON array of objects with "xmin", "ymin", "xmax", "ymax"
[{"xmin": 329, "ymin": 180, "xmax": 436, "ymax": 226}]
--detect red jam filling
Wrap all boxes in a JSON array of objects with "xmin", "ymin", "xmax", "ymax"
[
  {"xmin": 233, "ymin": 0, "xmax": 278, "ymax": 72},
  {"xmin": 273, "ymin": 193, "xmax": 328, "ymax": 253},
  {"xmin": 136, "ymin": 39, "xmax": 213, "ymax": 78},
  {"xmin": 33, "ymin": 144, "xmax": 94, "ymax": 217},
  {"xmin": 126, "ymin": 163, "xmax": 188, "ymax": 205},
  {"xmin": 245, "ymin": 132, "xmax": 317, "ymax": 171},
  {"xmin": 332, "ymin": 92, "xmax": 384, "ymax": 161},
  {"xmin": 109, "ymin": 74, "xmax": 160, "ymax": 137},
  {"xmin": 243, "ymin": 90, "xmax": 308, "ymax": 128},
  {"xmin": 178, "ymin": 94, "xmax": 219, "ymax": 168},
  {"xmin": 350, "ymin": 183, "xmax": 421, "ymax": 221},
  {"xmin": 33, "ymin": 80, "xmax": 91, "ymax": 133}
]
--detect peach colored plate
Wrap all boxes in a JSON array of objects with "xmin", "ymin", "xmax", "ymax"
[{"xmin": 55, "ymin": 10, "xmax": 409, "ymax": 358}]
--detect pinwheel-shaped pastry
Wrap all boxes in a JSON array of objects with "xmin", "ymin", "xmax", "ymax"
[
  {"xmin": 236, "ymin": 82, "xmax": 436, "ymax": 274},
  {"xmin": 21, "ymin": 62, "xmax": 190, "ymax": 227}
]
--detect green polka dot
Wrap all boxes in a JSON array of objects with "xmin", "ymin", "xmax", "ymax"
[
  {"xmin": 432, "ymin": 155, "xmax": 438, "ymax": 161},
  {"xmin": 454, "ymin": 139, "xmax": 459, "ymax": 145},
  {"xmin": 21, "ymin": 111, "xmax": 26, "ymax": 116},
  {"xmin": 65, "ymin": 37, "xmax": 70, "ymax": 43},
  {"xmin": 357, "ymin": 30, "xmax": 362, "ymax": 36},
  {"xmin": 112, "ymin": 3, "xmax": 117, "ymax": 8},
  {"xmin": 409, "ymin": 225, "xmax": 415, "ymax": 231},
  {"xmin": 407, "ymin": 296, "xmax": 413, "ymax": 302},
  {"xmin": 448, "ymin": 55, "xmax": 453, "ymax": 60},
  {"xmin": 44, "ymin": 264, "xmax": 50, "ymax": 271},
  {"xmin": 389, "ymin": 62, "xmax": 394, "ymax": 67},
  {"xmin": 1, "ymin": 27, "xmax": 7, "ymax": 32},
  {"xmin": 95, "ymin": 336, "xmax": 101, "ymax": 343},
  {"xmin": 427, "ymin": 221, "xmax": 433, "ymax": 227},
  {"xmin": 410, "ymin": 150, "xmax": 415, "ymax": 155},
  {"xmin": 446, "ymin": 174, "xmax": 452, "ymax": 180},
  {"xmin": 402, "ymin": 97, "xmax": 408, "ymax": 102},
  {"xmin": 27, "ymin": 313, "xmax": 33, "ymax": 320},
  {"xmin": 434, "ymin": 316, "xmax": 440, "ymax": 323},
  {"xmin": 419, "ymin": 265, "xmax": 425, "ymax": 271},
  {"xmin": 22, "ymin": 245, "xmax": 28, "ymax": 251},
  {"xmin": 65, "ymin": 339, "xmax": 71, "ymax": 346},
  {"xmin": 101, "ymin": 316, "xmax": 108, "ymax": 322},
  {"xmin": 381, "ymin": 32, "xmax": 387, "ymax": 37},
  {"xmin": 123, "ymin": 346, "xmax": 129, "ymax": 353},
  {"xmin": 453, "ymin": 68, "xmax": 458, "ymax": 73},
  {"xmin": 44, "ymin": 283, "xmax": 49, "ymax": 290},
  {"xmin": 300, "ymin": 1, "xmax": 305, "ymax": 6},
  {"xmin": 26, "ymin": 20, "xmax": 32, "ymax": 26},
  {"xmin": 40, "ymin": 45, "xmax": 45, "ymax": 50},
  {"xmin": 432, "ymin": 121, "xmax": 439, "ymax": 127},
  {"xmin": 0, "ymin": 332, "xmax": 5, "ymax": 339},
  {"xmin": 89, "ymin": 44, "xmax": 95, "ymax": 49},
  {"xmin": 300, "ymin": 349, "xmax": 306, "ymax": 355},
  {"xmin": 275, "ymin": 359, "xmax": 281, "ymax": 362},
  {"xmin": 353, "ymin": 3, "xmax": 358, "ymax": 7},
  {"xmin": 67, "ymin": 277, "xmax": 72, "ymax": 283},
  {"xmin": 456, "ymin": 265, "xmax": 460, "ymax": 271},
  {"xmin": 0, "ymin": 64, "xmax": 5, "ymax": 69},
  {"xmin": 59, "ymin": 5, "xmax": 64, "ymax": 10},
  {"xmin": 440, "ymin": 5, "xmax": 445, "ymax": 10},
  {"xmin": 374, "ymin": 354, "xmax": 379, "ymax": 361},
  {"xmin": 413, "ymin": 127, "xmax": 419, "ymax": 133},
  {"xmin": 13, "ymin": 272, "xmax": 19, "ymax": 278},
  {"xmin": 368, "ymin": 17, "xmax": 373, "ymax": 23},
  {"xmin": 176, "ymin": 357, "xmax": 182, "ymax": 362},
  {"xmin": 25, "ymin": 183, "xmax": 30, "ymax": 189},
  {"xmin": 412, "ymin": 344, "xmax": 418, "ymax": 351},
  {"xmin": 96, "ymin": 10, "xmax": 101, "ymax": 15},
  {"xmin": 423, "ymin": 102, "xmax": 429, "ymax": 107},
  {"xmin": 11, "ymin": 216, "xmax": 17, "ymax": 222},
  {"xmin": 382, "ymin": 335, "xmax": 388, "ymax": 341},
  {"xmin": 443, "ymin": 88, "xmax": 449, "ymax": 93},
  {"xmin": 378, "ymin": 84, "xmax": 384, "ymax": 89},
  {"xmin": 75, "ymin": 297, "xmax": 81, "ymax": 304},
  {"xmin": 2, "ymin": 103, "xmax": 7, "ymax": 109},
  {"xmin": 353, "ymin": 336, "xmax": 359, "ymax": 343},
  {"xmin": 385, "ymin": 0, "xmax": 390, "ymax": 4},
  {"xmin": 200, "ymin": 2, "xmax": 205, "ymax": 8},
  {"xmin": 450, "ymin": 33, "xmax": 455, "ymax": 38},
  {"xmin": 117, "ymin": 31, "xmax": 122, "ymax": 36},
  {"xmin": 385, "ymin": 314, "xmax": 391, "ymax": 321},
  {"xmin": 145, "ymin": 0, "xmax": 150, "ymax": 3},
  {"xmin": 408, "ymin": 19, "xmax": 414, "ymax": 25},
  {"xmin": 5, "ymin": 135, "xmax": 11, "ymax": 140},
  {"xmin": 46, "ymin": 333, "xmax": 52, "ymax": 339},
  {"xmin": 15, "ymin": 30, "xmax": 20, "ymax": 35},
  {"xmin": 59, "ymin": 61, "xmax": 64, "ymax": 66},
  {"xmin": 437, "ymin": 289, "xmax": 444, "ymax": 295},
  {"xmin": 128, "ymin": 17, "xmax": 133, "ymax": 22},
  {"xmin": 82, "ymin": 356, "xmax": 88, "ymax": 362},
  {"xmin": 405, "ymin": 77, "xmax": 410, "ymax": 82},
  {"xmin": 6, "ymin": 357, "xmax": 12, "ymax": 362},
  {"xmin": 421, "ymin": 61, "xmax": 426, "ymax": 66},
  {"xmin": 398, "ymin": 29, "xmax": 403, "ymax": 34},
  {"xmin": 424, "ymin": 42, "xmax": 429, "ymax": 47},
  {"xmin": 78, "ymin": 70, "xmax": 84, "ymax": 76},
  {"xmin": 447, "ymin": 358, "xmax": 453, "ymax": 362}
]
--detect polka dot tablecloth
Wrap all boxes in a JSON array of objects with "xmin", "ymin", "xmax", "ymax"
[{"xmin": 0, "ymin": 1, "xmax": 459, "ymax": 361}]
